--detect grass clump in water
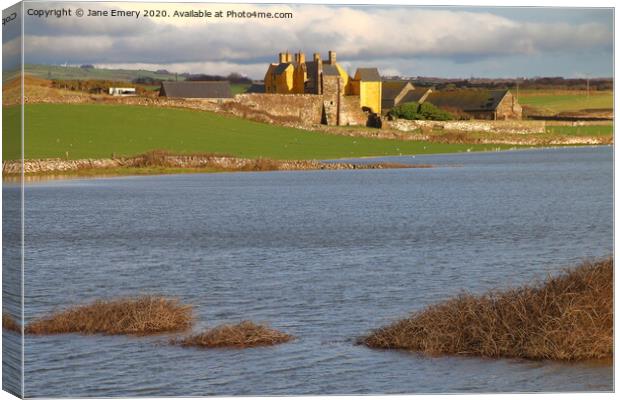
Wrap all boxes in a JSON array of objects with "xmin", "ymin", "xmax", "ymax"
[
  {"xmin": 173, "ymin": 321, "xmax": 293, "ymax": 348},
  {"xmin": 3, "ymin": 313, "xmax": 21, "ymax": 333},
  {"xmin": 25, "ymin": 296, "xmax": 193, "ymax": 336},
  {"xmin": 361, "ymin": 258, "xmax": 613, "ymax": 361}
]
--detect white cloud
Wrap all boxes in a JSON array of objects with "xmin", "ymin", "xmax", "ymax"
[{"xmin": 22, "ymin": 3, "xmax": 612, "ymax": 77}]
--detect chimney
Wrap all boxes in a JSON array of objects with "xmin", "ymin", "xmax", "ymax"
[
  {"xmin": 285, "ymin": 51, "xmax": 293, "ymax": 63},
  {"xmin": 315, "ymin": 54, "xmax": 323, "ymax": 95},
  {"xmin": 298, "ymin": 52, "xmax": 306, "ymax": 64},
  {"xmin": 278, "ymin": 52, "xmax": 285, "ymax": 63},
  {"xmin": 328, "ymin": 50, "xmax": 336, "ymax": 64}
]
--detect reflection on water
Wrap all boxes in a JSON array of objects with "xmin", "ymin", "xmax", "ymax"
[{"xmin": 20, "ymin": 147, "xmax": 612, "ymax": 396}]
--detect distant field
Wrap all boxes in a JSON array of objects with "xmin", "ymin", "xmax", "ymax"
[
  {"xmin": 6, "ymin": 104, "xmax": 518, "ymax": 161},
  {"xmin": 518, "ymin": 89, "xmax": 613, "ymax": 113},
  {"xmin": 231, "ymin": 83, "xmax": 251, "ymax": 95},
  {"xmin": 24, "ymin": 64, "xmax": 184, "ymax": 82}
]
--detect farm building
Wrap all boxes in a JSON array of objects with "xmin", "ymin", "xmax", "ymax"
[
  {"xmin": 159, "ymin": 81, "xmax": 233, "ymax": 99},
  {"xmin": 264, "ymin": 51, "xmax": 383, "ymax": 115},
  {"xmin": 424, "ymin": 89, "xmax": 522, "ymax": 120},
  {"xmin": 381, "ymin": 81, "xmax": 431, "ymax": 111},
  {"xmin": 381, "ymin": 82, "xmax": 522, "ymax": 120}
]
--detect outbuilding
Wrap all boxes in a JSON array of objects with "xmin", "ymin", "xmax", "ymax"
[
  {"xmin": 424, "ymin": 89, "xmax": 522, "ymax": 120},
  {"xmin": 159, "ymin": 81, "xmax": 233, "ymax": 99}
]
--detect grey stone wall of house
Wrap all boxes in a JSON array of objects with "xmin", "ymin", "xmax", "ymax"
[
  {"xmin": 496, "ymin": 91, "xmax": 523, "ymax": 120},
  {"xmin": 321, "ymin": 75, "xmax": 342, "ymax": 125}
]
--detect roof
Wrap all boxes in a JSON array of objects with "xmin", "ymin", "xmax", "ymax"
[
  {"xmin": 425, "ymin": 89, "xmax": 509, "ymax": 111},
  {"xmin": 382, "ymin": 81, "xmax": 414, "ymax": 101},
  {"xmin": 160, "ymin": 81, "xmax": 233, "ymax": 99},
  {"xmin": 355, "ymin": 68, "xmax": 381, "ymax": 81},
  {"xmin": 322, "ymin": 64, "xmax": 340, "ymax": 76},
  {"xmin": 274, "ymin": 62, "xmax": 294, "ymax": 75},
  {"xmin": 400, "ymin": 88, "xmax": 432, "ymax": 104},
  {"xmin": 246, "ymin": 83, "xmax": 265, "ymax": 93}
]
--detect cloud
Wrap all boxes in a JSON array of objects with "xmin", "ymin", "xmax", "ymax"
[{"xmin": 21, "ymin": 3, "xmax": 613, "ymax": 77}]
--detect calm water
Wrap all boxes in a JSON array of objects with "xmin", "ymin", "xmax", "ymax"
[{"xmin": 10, "ymin": 146, "xmax": 615, "ymax": 396}]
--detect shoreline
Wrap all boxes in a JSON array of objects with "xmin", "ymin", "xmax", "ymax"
[
  {"xmin": 325, "ymin": 143, "xmax": 611, "ymax": 161},
  {"xmin": 2, "ymin": 152, "xmax": 431, "ymax": 181},
  {"xmin": 3, "ymin": 145, "xmax": 611, "ymax": 182}
]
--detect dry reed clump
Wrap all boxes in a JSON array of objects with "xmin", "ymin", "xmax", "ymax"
[
  {"xmin": 361, "ymin": 258, "xmax": 613, "ymax": 361},
  {"xmin": 3, "ymin": 313, "xmax": 21, "ymax": 333},
  {"xmin": 25, "ymin": 296, "xmax": 193, "ymax": 336},
  {"xmin": 236, "ymin": 158, "xmax": 281, "ymax": 172},
  {"xmin": 173, "ymin": 321, "xmax": 293, "ymax": 348}
]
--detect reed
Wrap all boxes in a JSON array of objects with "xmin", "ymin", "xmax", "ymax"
[
  {"xmin": 361, "ymin": 258, "xmax": 613, "ymax": 361},
  {"xmin": 173, "ymin": 321, "xmax": 293, "ymax": 348},
  {"xmin": 25, "ymin": 296, "xmax": 193, "ymax": 336}
]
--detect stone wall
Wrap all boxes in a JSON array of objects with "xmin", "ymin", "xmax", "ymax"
[
  {"xmin": 21, "ymin": 86, "xmax": 371, "ymax": 128},
  {"xmin": 231, "ymin": 93, "xmax": 324, "ymax": 125},
  {"xmin": 340, "ymin": 96, "xmax": 369, "ymax": 126},
  {"xmin": 3, "ymin": 155, "xmax": 416, "ymax": 175},
  {"xmin": 388, "ymin": 119, "xmax": 546, "ymax": 134}
]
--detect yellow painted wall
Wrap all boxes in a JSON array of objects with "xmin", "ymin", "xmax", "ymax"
[
  {"xmin": 335, "ymin": 64, "xmax": 350, "ymax": 93},
  {"xmin": 359, "ymin": 81, "xmax": 382, "ymax": 113},
  {"xmin": 274, "ymin": 64, "xmax": 295, "ymax": 93}
]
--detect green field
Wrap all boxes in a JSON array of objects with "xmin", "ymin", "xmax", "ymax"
[
  {"xmin": 545, "ymin": 124, "xmax": 613, "ymax": 137},
  {"xmin": 518, "ymin": 90, "xmax": 613, "ymax": 113},
  {"xmin": 230, "ymin": 83, "xmax": 251, "ymax": 95},
  {"xmin": 4, "ymin": 104, "xmax": 520, "ymax": 161},
  {"xmin": 24, "ymin": 64, "xmax": 184, "ymax": 82}
]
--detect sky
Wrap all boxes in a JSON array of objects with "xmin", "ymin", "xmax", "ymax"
[{"xmin": 4, "ymin": 2, "xmax": 614, "ymax": 79}]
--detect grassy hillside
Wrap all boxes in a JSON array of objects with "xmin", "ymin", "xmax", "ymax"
[
  {"xmin": 24, "ymin": 64, "xmax": 184, "ymax": 82},
  {"xmin": 518, "ymin": 89, "xmax": 613, "ymax": 113},
  {"xmin": 6, "ymin": 104, "xmax": 517, "ymax": 161}
]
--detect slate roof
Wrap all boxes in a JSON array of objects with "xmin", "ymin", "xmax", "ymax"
[
  {"xmin": 400, "ymin": 88, "xmax": 432, "ymax": 104},
  {"xmin": 425, "ymin": 89, "xmax": 508, "ymax": 111},
  {"xmin": 322, "ymin": 64, "xmax": 340, "ymax": 76},
  {"xmin": 274, "ymin": 63, "xmax": 293, "ymax": 75},
  {"xmin": 246, "ymin": 83, "xmax": 265, "ymax": 93},
  {"xmin": 382, "ymin": 81, "xmax": 413, "ymax": 101},
  {"xmin": 355, "ymin": 68, "xmax": 381, "ymax": 81},
  {"xmin": 160, "ymin": 81, "xmax": 233, "ymax": 98}
]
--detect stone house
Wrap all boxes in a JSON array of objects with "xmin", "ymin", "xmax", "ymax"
[
  {"xmin": 264, "ymin": 51, "xmax": 384, "ymax": 125},
  {"xmin": 424, "ymin": 89, "xmax": 522, "ymax": 120}
]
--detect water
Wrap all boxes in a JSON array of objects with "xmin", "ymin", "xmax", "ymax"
[{"xmin": 11, "ymin": 146, "xmax": 614, "ymax": 396}]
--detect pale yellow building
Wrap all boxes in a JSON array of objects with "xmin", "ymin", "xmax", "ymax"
[{"xmin": 351, "ymin": 68, "xmax": 382, "ymax": 114}]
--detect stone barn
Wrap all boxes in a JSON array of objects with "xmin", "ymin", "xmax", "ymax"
[
  {"xmin": 381, "ymin": 81, "xmax": 432, "ymax": 113},
  {"xmin": 423, "ymin": 89, "xmax": 522, "ymax": 120}
]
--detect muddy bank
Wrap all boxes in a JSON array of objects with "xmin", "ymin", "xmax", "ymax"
[{"xmin": 3, "ymin": 152, "xmax": 428, "ymax": 177}]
